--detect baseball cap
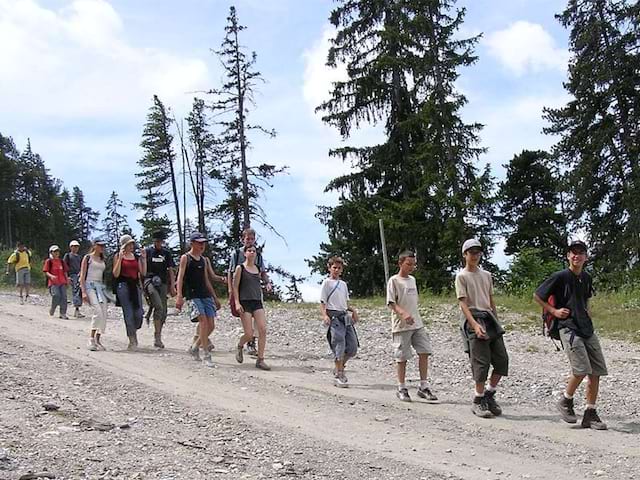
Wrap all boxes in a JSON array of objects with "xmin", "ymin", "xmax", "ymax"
[
  {"xmin": 189, "ymin": 232, "xmax": 208, "ymax": 243},
  {"xmin": 567, "ymin": 240, "xmax": 588, "ymax": 253},
  {"xmin": 69, "ymin": 240, "xmax": 80, "ymax": 247},
  {"xmin": 152, "ymin": 230, "xmax": 167, "ymax": 241},
  {"xmin": 49, "ymin": 245, "xmax": 60, "ymax": 253},
  {"xmin": 92, "ymin": 238, "xmax": 106, "ymax": 246},
  {"xmin": 461, "ymin": 239, "xmax": 482, "ymax": 254}
]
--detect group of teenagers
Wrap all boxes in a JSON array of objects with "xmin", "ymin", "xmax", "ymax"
[{"xmin": 7, "ymin": 231, "xmax": 609, "ymax": 430}]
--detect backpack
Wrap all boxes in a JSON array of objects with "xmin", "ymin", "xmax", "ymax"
[
  {"xmin": 542, "ymin": 294, "xmax": 561, "ymax": 349},
  {"xmin": 14, "ymin": 250, "xmax": 31, "ymax": 265}
]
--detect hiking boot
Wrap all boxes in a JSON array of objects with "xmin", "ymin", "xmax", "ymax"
[
  {"xmin": 582, "ymin": 408, "xmax": 607, "ymax": 430},
  {"xmin": 49, "ymin": 305, "xmax": 55, "ymax": 316},
  {"xmin": 334, "ymin": 371, "xmax": 348, "ymax": 388},
  {"xmin": 417, "ymin": 386, "xmax": 438, "ymax": 402},
  {"xmin": 88, "ymin": 338, "xmax": 98, "ymax": 351},
  {"xmin": 189, "ymin": 346, "xmax": 200, "ymax": 361},
  {"xmin": 246, "ymin": 340, "xmax": 258, "ymax": 357},
  {"xmin": 127, "ymin": 336, "xmax": 137, "ymax": 351},
  {"xmin": 59, "ymin": 314, "xmax": 69, "ymax": 320},
  {"xmin": 471, "ymin": 396, "xmax": 494, "ymax": 418},
  {"xmin": 557, "ymin": 396, "xmax": 578, "ymax": 424},
  {"xmin": 235, "ymin": 344, "xmax": 244, "ymax": 364},
  {"xmin": 484, "ymin": 390, "xmax": 502, "ymax": 416},
  {"xmin": 255, "ymin": 358, "xmax": 271, "ymax": 371},
  {"xmin": 397, "ymin": 388, "xmax": 412, "ymax": 402},
  {"xmin": 202, "ymin": 354, "xmax": 215, "ymax": 368}
]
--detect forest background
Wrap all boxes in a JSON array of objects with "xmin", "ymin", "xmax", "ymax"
[{"xmin": 0, "ymin": 0, "xmax": 638, "ymax": 330}]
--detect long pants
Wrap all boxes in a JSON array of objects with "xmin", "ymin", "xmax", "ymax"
[
  {"xmin": 70, "ymin": 273, "xmax": 82, "ymax": 307},
  {"xmin": 116, "ymin": 283, "xmax": 143, "ymax": 337},
  {"xmin": 146, "ymin": 283, "xmax": 168, "ymax": 335},
  {"xmin": 49, "ymin": 285, "xmax": 68, "ymax": 316},
  {"xmin": 86, "ymin": 281, "xmax": 108, "ymax": 334}
]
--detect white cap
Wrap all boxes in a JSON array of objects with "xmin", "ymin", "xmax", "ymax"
[
  {"xmin": 461, "ymin": 239, "xmax": 482, "ymax": 254},
  {"xmin": 69, "ymin": 240, "xmax": 80, "ymax": 247},
  {"xmin": 49, "ymin": 245, "xmax": 60, "ymax": 253}
]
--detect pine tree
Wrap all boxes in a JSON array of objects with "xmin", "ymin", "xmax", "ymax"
[
  {"xmin": 209, "ymin": 6, "xmax": 284, "ymax": 233},
  {"xmin": 137, "ymin": 95, "xmax": 184, "ymax": 249},
  {"xmin": 309, "ymin": 0, "xmax": 493, "ymax": 294},
  {"xmin": 497, "ymin": 150, "xmax": 567, "ymax": 260},
  {"xmin": 102, "ymin": 191, "xmax": 130, "ymax": 255},
  {"xmin": 69, "ymin": 186, "xmax": 99, "ymax": 246},
  {"xmin": 544, "ymin": 0, "xmax": 640, "ymax": 282},
  {"xmin": 134, "ymin": 188, "xmax": 172, "ymax": 246}
]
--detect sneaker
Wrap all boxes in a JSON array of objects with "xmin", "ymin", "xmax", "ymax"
[
  {"xmin": 417, "ymin": 386, "xmax": 438, "ymax": 402},
  {"xmin": 49, "ymin": 305, "xmax": 55, "ymax": 316},
  {"xmin": 582, "ymin": 408, "xmax": 607, "ymax": 430},
  {"xmin": 189, "ymin": 346, "xmax": 200, "ymax": 361},
  {"xmin": 396, "ymin": 388, "xmax": 412, "ymax": 402},
  {"xmin": 334, "ymin": 371, "xmax": 348, "ymax": 388},
  {"xmin": 471, "ymin": 396, "xmax": 494, "ymax": 418},
  {"xmin": 246, "ymin": 341, "xmax": 258, "ymax": 357},
  {"xmin": 207, "ymin": 343, "xmax": 214, "ymax": 352},
  {"xmin": 484, "ymin": 390, "xmax": 502, "ymax": 416},
  {"xmin": 255, "ymin": 358, "xmax": 271, "ymax": 371},
  {"xmin": 235, "ymin": 344, "xmax": 244, "ymax": 364},
  {"xmin": 59, "ymin": 314, "xmax": 69, "ymax": 320},
  {"xmin": 88, "ymin": 339, "xmax": 98, "ymax": 351},
  {"xmin": 19, "ymin": 296, "xmax": 24, "ymax": 305},
  {"xmin": 96, "ymin": 341, "xmax": 107, "ymax": 351},
  {"xmin": 202, "ymin": 355, "xmax": 215, "ymax": 368},
  {"xmin": 557, "ymin": 396, "xmax": 578, "ymax": 424},
  {"xmin": 154, "ymin": 337, "xmax": 165, "ymax": 349}
]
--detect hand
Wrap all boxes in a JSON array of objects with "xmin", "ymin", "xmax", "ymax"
[
  {"xmin": 402, "ymin": 312, "xmax": 414, "ymax": 325},
  {"xmin": 323, "ymin": 315, "xmax": 331, "ymax": 326},
  {"xmin": 169, "ymin": 287, "xmax": 177, "ymax": 297},
  {"xmin": 473, "ymin": 323, "xmax": 488, "ymax": 339},
  {"xmin": 214, "ymin": 297, "xmax": 222, "ymax": 310},
  {"xmin": 175, "ymin": 296, "xmax": 184, "ymax": 312},
  {"xmin": 351, "ymin": 310, "xmax": 359, "ymax": 323},
  {"xmin": 140, "ymin": 248, "xmax": 147, "ymax": 259},
  {"xmin": 265, "ymin": 281, "xmax": 273, "ymax": 293},
  {"xmin": 82, "ymin": 293, "xmax": 88, "ymax": 303},
  {"xmin": 235, "ymin": 302, "xmax": 244, "ymax": 315},
  {"xmin": 554, "ymin": 307, "xmax": 571, "ymax": 319}
]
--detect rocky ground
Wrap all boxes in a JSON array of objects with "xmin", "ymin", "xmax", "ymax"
[{"xmin": 0, "ymin": 292, "xmax": 639, "ymax": 480}]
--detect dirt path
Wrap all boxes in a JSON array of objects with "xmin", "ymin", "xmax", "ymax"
[{"xmin": 0, "ymin": 295, "xmax": 638, "ymax": 479}]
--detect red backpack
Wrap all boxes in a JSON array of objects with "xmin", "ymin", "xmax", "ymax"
[{"xmin": 542, "ymin": 295, "xmax": 561, "ymax": 349}]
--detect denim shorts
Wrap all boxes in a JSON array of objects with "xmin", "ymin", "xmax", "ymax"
[{"xmin": 190, "ymin": 297, "xmax": 216, "ymax": 320}]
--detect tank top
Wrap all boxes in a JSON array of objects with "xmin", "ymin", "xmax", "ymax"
[
  {"xmin": 86, "ymin": 255, "xmax": 105, "ymax": 283},
  {"xmin": 238, "ymin": 264, "xmax": 262, "ymax": 301},
  {"xmin": 184, "ymin": 254, "xmax": 209, "ymax": 299},
  {"xmin": 120, "ymin": 257, "xmax": 139, "ymax": 280}
]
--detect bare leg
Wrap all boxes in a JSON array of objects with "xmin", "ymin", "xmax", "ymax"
[
  {"xmin": 253, "ymin": 309, "xmax": 267, "ymax": 359},
  {"xmin": 418, "ymin": 354, "xmax": 429, "ymax": 381},
  {"xmin": 586, "ymin": 375, "xmax": 600, "ymax": 405},
  {"xmin": 566, "ymin": 374, "xmax": 586, "ymax": 397},
  {"xmin": 238, "ymin": 311, "xmax": 254, "ymax": 347},
  {"xmin": 489, "ymin": 372, "xmax": 502, "ymax": 389},
  {"xmin": 397, "ymin": 361, "xmax": 407, "ymax": 385}
]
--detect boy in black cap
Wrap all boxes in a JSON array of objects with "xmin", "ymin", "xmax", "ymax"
[
  {"xmin": 144, "ymin": 231, "xmax": 176, "ymax": 348},
  {"xmin": 534, "ymin": 240, "xmax": 608, "ymax": 430}
]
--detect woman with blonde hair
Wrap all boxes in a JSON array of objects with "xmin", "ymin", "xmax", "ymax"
[{"xmin": 80, "ymin": 238, "xmax": 109, "ymax": 351}]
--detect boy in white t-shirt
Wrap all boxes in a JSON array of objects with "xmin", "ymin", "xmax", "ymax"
[
  {"xmin": 387, "ymin": 251, "xmax": 437, "ymax": 403},
  {"xmin": 320, "ymin": 256, "xmax": 359, "ymax": 387}
]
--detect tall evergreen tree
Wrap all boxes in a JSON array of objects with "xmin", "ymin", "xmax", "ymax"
[
  {"xmin": 69, "ymin": 186, "xmax": 99, "ymax": 245},
  {"xmin": 209, "ymin": 6, "xmax": 284, "ymax": 233},
  {"xmin": 137, "ymin": 95, "xmax": 184, "ymax": 249},
  {"xmin": 497, "ymin": 150, "xmax": 567, "ymax": 260},
  {"xmin": 134, "ymin": 188, "xmax": 172, "ymax": 246},
  {"xmin": 102, "ymin": 191, "xmax": 130, "ymax": 255},
  {"xmin": 309, "ymin": 0, "xmax": 493, "ymax": 294},
  {"xmin": 544, "ymin": 0, "xmax": 640, "ymax": 281}
]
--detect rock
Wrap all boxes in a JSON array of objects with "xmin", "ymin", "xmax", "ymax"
[
  {"xmin": 42, "ymin": 403, "xmax": 59, "ymax": 412},
  {"xmin": 272, "ymin": 462, "xmax": 284, "ymax": 470}
]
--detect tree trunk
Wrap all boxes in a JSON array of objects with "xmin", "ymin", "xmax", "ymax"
[
  {"xmin": 164, "ymin": 125, "xmax": 184, "ymax": 250},
  {"xmin": 233, "ymin": 27, "xmax": 251, "ymax": 230}
]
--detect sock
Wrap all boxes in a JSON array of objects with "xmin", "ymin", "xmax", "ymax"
[
  {"xmin": 475, "ymin": 391, "xmax": 485, "ymax": 398},
  {"xmin": 586, "ymin": 404, "xmax": 596, "ymax": 410},
  {"xmin": 420, "ymin": 380, "xmax": 429, "ymax": 389},
  {"xmin": 487, "ymin": 385, "xmax": 497, "ymax": 393},
  {"xmin": 563, "ymin": 392, "xmax": 574, "ymax": 400},
  {"xmin": 398, "ymin": 383, "xmax": 406, "ymax": 391}
]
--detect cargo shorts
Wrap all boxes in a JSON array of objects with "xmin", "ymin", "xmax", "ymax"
[
  {"xmin": 559, "ymin": 328, "xmax": 608, "ymax": 376},
  {"xmin": 468, "ymin": 335, "xmax": 509, "ymax": 383},
  {"xmin": 392, "ymin": 327, "xmax": 432, "ymax": 362}
]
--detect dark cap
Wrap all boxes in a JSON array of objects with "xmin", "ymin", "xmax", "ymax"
[
  {"xmin": 189, "ymin": 232, "xmax": 208, "ymax": 243},
  {"xmin": 567, "ymin": 240, "xmax": 588, "ymax": 253},
  {"xmin": 152, "ymin": 230, "xmax": 167, "ymax": 241},
  {"xmin": 92, "ymin": 238, "xmax": 107, "ymax": 246}
]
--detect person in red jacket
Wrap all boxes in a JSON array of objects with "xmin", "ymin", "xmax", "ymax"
[{"xmin": 43, "ymin": 245, "xmax": 69, "ymax": 319}]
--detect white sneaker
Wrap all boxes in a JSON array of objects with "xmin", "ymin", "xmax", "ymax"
[
  {"xmin": 189, "ymin": 346, "xmax": 200, "ymax": 361},
  {"xmin": 334, "ymin": 373, "xmax": 348, "ymax": 388},
  {"xmin": 202, "ymin": 354, "xmax": 215, "ymax": 368},
  {"xmin": 88, "ymin": 339, "xmax": 98, "ymax": 351}
]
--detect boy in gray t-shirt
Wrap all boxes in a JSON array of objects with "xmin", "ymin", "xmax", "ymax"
[
  {"xmin": 320, "ymin": 256, "xmax": 359, "ymax": 388},
  {"xmin": 386, "ymin": 251, "xmax": 437, "ymax": 403}
]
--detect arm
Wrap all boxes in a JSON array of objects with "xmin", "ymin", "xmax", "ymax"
[
  {"xmin": 533, "ymin": 293, "xmax": 570, "ymax": 319},
  {"xmin": 388, "ymin": 302, "xmax": 415, "ymax": 325},
  {"xmin": 79, "ymin": 256, "xmax": 89, "ymax": 301},
  {"xmin": 347, "ymin": 303, "xmax": 359, "ymax": 322},
  {"xmin": 43, "ymin": 260, "xmax": 55, "ymax": 281},
  {"xmin": 168, "ymin": 267, "xmax": 176, "ymax": 296},
  {"xmin": 232, "ymin": 265, "xmax": 244, "ymax": 314},
  {"xmin": 459, "ymin": 297, "xmax": 488, "ymax": 339},
  {"xmin": 175, "ymin": 255, "xmax": 187, "ymax": 311},
  {"xmin": 138, "ymin": 248, "xmax": 147, "ymax": 278},
  {"xmin": 489, "ymin": 294, "xmax": 497, "ymax": 316},
  {"xmin": 320, "ymin": 302, "xmax": 330, "ymax": 326},
  {"xmin": 112, "ymin": 252, "xmax": 122, "ymax": 277}
]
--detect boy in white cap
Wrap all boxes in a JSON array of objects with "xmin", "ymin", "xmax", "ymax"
[
  {"xmin": 456, "ymin": 239, "xmax": 509, "ymax": 418},
  {"xmin": 64, "ymin": 240, "xmax": 85, "ymax": 318}
]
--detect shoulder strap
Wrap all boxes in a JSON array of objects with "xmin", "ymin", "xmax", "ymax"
[{"xmin": 325, "ymin": 280, "xmax": 341, "ymax": 303}]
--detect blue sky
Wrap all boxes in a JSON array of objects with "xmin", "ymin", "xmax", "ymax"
[{"xmin": 0, "ymin": 0, "xmax": 571, "ymax": 300}]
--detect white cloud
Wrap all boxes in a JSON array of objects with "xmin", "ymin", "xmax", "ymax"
[
  {"xmin": 302, "ymin": 25, "xmax": 347, "ymax": 115},
  {"xmin": 0, "ymin": 0, "xmax": 211, "ymax": 122},
  {"xmin": 484, "ymin": 21, "xmax": 569, "ymax": 76}
]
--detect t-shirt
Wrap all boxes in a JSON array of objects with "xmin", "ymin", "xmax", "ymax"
[
  {"xmin": 320, "ymin": 278, "xmax": 349, "ymax": 311},
  {"xmin": 63, "ymin": 252, "xmax": 82, "ymax": 275},
  {"xmin": 7, "ymin": 250, "xmax": 31, "ymax": 270},
  {"xmin": 455, "ymin": 268, "xmax": 494, "ymax": 312},
  {"xmin": 386, "ymin": 274, "xmax": 423, "ymax": 333},
  {"xmin": 535, "ymin": 269, "xmax": 594, "ymax": 338},
  {"xmin": 145, "ymin": 246, "xmax": 175, "ymax": 284},
  {"xmin": 228, "ymin": 247, "xmax": 265, "ymax": 274},
  {"xmin": 43, "ymin": 258, "xmax": 68, "ymax": 287}
]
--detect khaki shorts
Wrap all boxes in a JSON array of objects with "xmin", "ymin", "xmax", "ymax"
[
  {"xmin": 559, "ymin": 328, "xmax": 608, "ymax": 376},
  {"xmin": 468, "ymin": 335, "xmax": 509, "ymax": 383},
  {"xmin": 16, "ymin": 268, "xmax": 30, "ymax": 286},
  {"xmin": 392, "ymin": 327, "xmax": 432, "ymax": 362}
]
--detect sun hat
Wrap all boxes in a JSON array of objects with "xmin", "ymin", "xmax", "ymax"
[
  {"xmin": 119, "ymin": 234, "xmax": 135, "ymax": 248},
  {"xmin": 69, "ymin": 240, "xmax": 80, "ymax": 247},
  {"xmin": 461, "ymin": 239, "xmax": 482, "ymax": 254}
]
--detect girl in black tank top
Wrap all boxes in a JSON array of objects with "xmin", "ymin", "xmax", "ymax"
[
  {"xmin": 233, "ymin": 244, "xmax": 270, "ymax": 371},
  {"xmin": 184, "ymin": 255, "xmax": 209, "ymax": 299}
]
